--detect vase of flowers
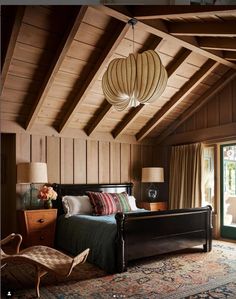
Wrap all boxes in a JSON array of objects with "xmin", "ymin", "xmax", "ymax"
[{"xmin": 38, "ymin": 186, "xmax": 57, "ymax": 209}]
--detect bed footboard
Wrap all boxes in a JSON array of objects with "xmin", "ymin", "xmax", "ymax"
[{"xmin": 115, "ymin": 206, "xmax": 212, "ymax": 273}]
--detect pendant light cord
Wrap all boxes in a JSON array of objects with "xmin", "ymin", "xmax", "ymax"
[
  {"xmin": 132, "ymin": 22, "xmax": 134, "ymax": 53},
  {"xmin": 128, "ymin": 18, "xmax": 138, "ymax": 54}
]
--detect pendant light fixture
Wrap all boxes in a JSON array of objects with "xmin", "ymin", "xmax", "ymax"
[{"xmin": 102, "ymin": 18, "xmax": 168, "ymax": 111}]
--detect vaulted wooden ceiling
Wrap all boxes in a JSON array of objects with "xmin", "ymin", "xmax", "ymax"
[{"xmin": 1, "ymin": 5, "xmax": 236, "ymax": 143}]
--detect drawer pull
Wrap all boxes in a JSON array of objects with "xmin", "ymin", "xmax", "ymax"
[
  {"xmin": 40, "ymin": 236, "xmax": 44, "ymax": 240},
  {"xmin": 38, "ymin": 219, "xmax": 45, "ymax": 223}
]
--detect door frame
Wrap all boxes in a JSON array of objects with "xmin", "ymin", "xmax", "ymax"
[{"xmin": 220, "ymin": 143, "xmax": 236, "ymax": 240}]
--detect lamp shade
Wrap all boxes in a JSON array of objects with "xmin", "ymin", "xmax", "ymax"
[
  {"xmin": 142, "ymin": 167, "xmax": 164, "ymax": 183},
  {"xmin": 17, "ymin": 162, "xmax": 48, "ymax": 184},
  {"xmin": 102, "ymin": 50, "xmax": 168, "ymax": 111}
]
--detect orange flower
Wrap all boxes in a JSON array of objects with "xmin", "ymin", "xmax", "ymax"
[{"xmin": 38, "ymin": 186, "xmax": 57, "ymax": 201}]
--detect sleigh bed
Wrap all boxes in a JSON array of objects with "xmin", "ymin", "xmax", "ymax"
[{"xmin": 53, "ymin": 183, "xmax": 212, "ymax": 273}]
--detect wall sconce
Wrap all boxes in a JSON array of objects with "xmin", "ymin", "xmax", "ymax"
[{"xmin": 142, "ymin": 167, "xmax": 164, "ymax": 202}]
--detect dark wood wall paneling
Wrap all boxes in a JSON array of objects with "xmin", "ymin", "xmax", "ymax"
[{"xmin": 1, "ymin": 134, "xmax": 16, "ymax": 237}]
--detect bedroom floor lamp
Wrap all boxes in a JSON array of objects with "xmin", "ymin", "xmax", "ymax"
[
  {"xmin": 17, "ymin": 162, "xmax": 48, "ymax": 209},
  {"xmin": 142, "ymin": 167, "xmax": 164, "ymax": 202}
]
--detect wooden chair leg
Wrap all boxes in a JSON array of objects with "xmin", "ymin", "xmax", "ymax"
[
  {"xmin": 35, "ymin": 266, "xmax": 47, "ymax": 298},
  {"xmin": 1, "ymin": 263, "xmax": 7, "ymax": 269}
]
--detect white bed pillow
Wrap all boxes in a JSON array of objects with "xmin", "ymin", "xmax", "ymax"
[
  {"xmin": 62, "ymin": 195, "xmax": 93, "ymax": 218},
  {"xmin": 128, "ymin": 195, "xmax": 140, "ymax": 211}
]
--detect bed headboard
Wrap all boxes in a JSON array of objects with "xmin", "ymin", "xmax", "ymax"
[{"xmin": 52, "ymin": 183, "xmax": 133, "ymax": 216}]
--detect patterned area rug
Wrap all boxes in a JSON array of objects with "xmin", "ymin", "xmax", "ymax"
[{"xmin": 1, "ymin": 240, "xmax": 236, "ymax": 298}]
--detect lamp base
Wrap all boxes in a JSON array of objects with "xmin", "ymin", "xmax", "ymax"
[
  {"xmin": 22, "ymin": 186, "xmax": 43, "ymax": 210},
  {"xmin": 146, "ymin": 183, "xmax": 159, "ymax": 202}
]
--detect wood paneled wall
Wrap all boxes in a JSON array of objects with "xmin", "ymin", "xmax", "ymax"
[
  {"xmin": 164, "ymin": 77, "xmax": 236, "ymax": 145},
  {"xmin": 1, "ymin": 132, "xmax": 154, "ymax": 236},
  {"xmin": 15, "ymin": 134, "xmax": 153, "ymax": 187},
  {"xmin": 0, "ymin": 132, "xmax": 154, "ymax": 236},
  {"xmin": 158, "ymin": 77, "xmax": 236, "ymax": 204}
]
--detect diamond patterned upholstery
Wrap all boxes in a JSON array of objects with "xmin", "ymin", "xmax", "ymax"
[
  {"xmin": 1, "ymin": 233, "xmax": 89, "ymax": 297},
  {"xmin": 8, "ymin": 245, "xmax": 89, "ymax": 276}
]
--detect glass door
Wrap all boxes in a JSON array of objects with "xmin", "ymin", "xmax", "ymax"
[
  {"xmin": 202, "ymin": 146, "xmax": 215, "ymax": 210},
  {"xmin": 220, "ymin": 143, "xmax": 236, "ymax": 240}
]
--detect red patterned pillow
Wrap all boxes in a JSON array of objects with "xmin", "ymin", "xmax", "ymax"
[{"xmin": 87, "ymin": 191, "xmax": 131, "ymax": 215}]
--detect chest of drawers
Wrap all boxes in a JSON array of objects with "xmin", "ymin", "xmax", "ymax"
[
  {"xmin": 18, "ymin": 209, "xmax": 57, "ymax": 247},
  {"xmin": 140, "ymin": 201, "xmax": 168, "ymax": 211}
]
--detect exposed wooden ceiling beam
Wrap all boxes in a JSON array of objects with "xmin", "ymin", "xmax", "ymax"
[
  {"xmin": 112, "ymin": 48, "xmax": 192, "ymax": 139},
  {"xmin": 155, "ymin": 69, "xmax": 236, "ymax": 144},
  {"xmin": 136, "ymin": 60, "xmax": 219, "ymax": 142},
  {"xmin": 224, "ymin": 51, "xmax": 236, "ymax": 61},
  {"xmin": 93, "ymin": 5, "xmax": 236, "ymax": 70},
  {"xmin": 130, "ymin": 6, "xmax": 236, "ymax": 20},
  {"xmin": 199, "ymin": 37, "xmax": 236, "ymax": 51},
  {"xmin": 58, "ymin": 22, "xmax": 131, "ymax": 133},
  {"xmin": 24, "ymin": 6, "xmax": 88, "ymax": 131},
  {"xmin": 85, "ymin": 101, "xmax": 112, "ymax": 136},
  {"xmin": 139, "ymin": 20, "xmax": 236, "ymax": 69},
  {"xmin": 112, "ymin": 104, "xmax": 145, "ymax": 139},
  {"xmin": 165, "ymin": 49, "xmax": 192, "ymax": 78},
  {"xmin": 168, "ymin": 21, "xmax": 236, "ymax": 37},
  {"xmin": 91, "ymin": 5, "xmax": 131, "ymax": 22},
  {"xmin": 1, "ymin": 6, "xmax": 25, "ymax": 93}
]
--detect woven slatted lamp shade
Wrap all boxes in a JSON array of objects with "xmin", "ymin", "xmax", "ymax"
[{"xmin": 102, "ymin": 50, "xmax": 168, "ymax": 111}]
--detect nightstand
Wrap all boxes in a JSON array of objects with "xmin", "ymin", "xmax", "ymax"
[
  {"xmin": 141, "ymin": 201, "xmax": 168, "ymax": 211},
  {"xmin": 18, "ymin": 209, "xmax": 57, "ymax": 248}
]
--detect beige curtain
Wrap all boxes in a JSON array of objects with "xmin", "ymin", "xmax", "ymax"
[{"xmin": 169, "ymin": 143, "xmax": 203, "ymax": 209}]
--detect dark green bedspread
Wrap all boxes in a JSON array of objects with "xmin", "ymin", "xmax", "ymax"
[{"xmin": 55, "ymin": 214, "xmax": 117, "ymax": 273}]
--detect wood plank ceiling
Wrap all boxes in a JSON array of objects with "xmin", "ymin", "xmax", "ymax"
[{"xmin": 1, "ymin": 5, "xmax": 236, "ymax": 142}]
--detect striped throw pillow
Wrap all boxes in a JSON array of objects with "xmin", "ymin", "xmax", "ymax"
[{"xmin": 87, "ymin": 191, "xmax": 131, "ymax": 215}]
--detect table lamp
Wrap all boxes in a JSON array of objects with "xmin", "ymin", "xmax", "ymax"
[
  {"xmin": 142, "ymin": 167, "xmax": 164, "ymax": 202},
  {"xmin": 17, "ymin": 162, "xmax": 48, "ymax": 209}
]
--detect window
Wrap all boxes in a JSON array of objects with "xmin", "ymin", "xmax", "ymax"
[{"xmin": 202, "ymin": 146, "xmax": 215, "ymax": 209}]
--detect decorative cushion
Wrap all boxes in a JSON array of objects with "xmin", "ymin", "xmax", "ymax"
[
  {"xmin": 87, "ymin": 191, "xmax": 131, "ymax": 215},
  {"xmin": 127, "ymin": 195, "xmax": 140, "ymax": 211},
  {"xmin": 62, "ymin": 195, "xmax": 92, "ymax": 218}
]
